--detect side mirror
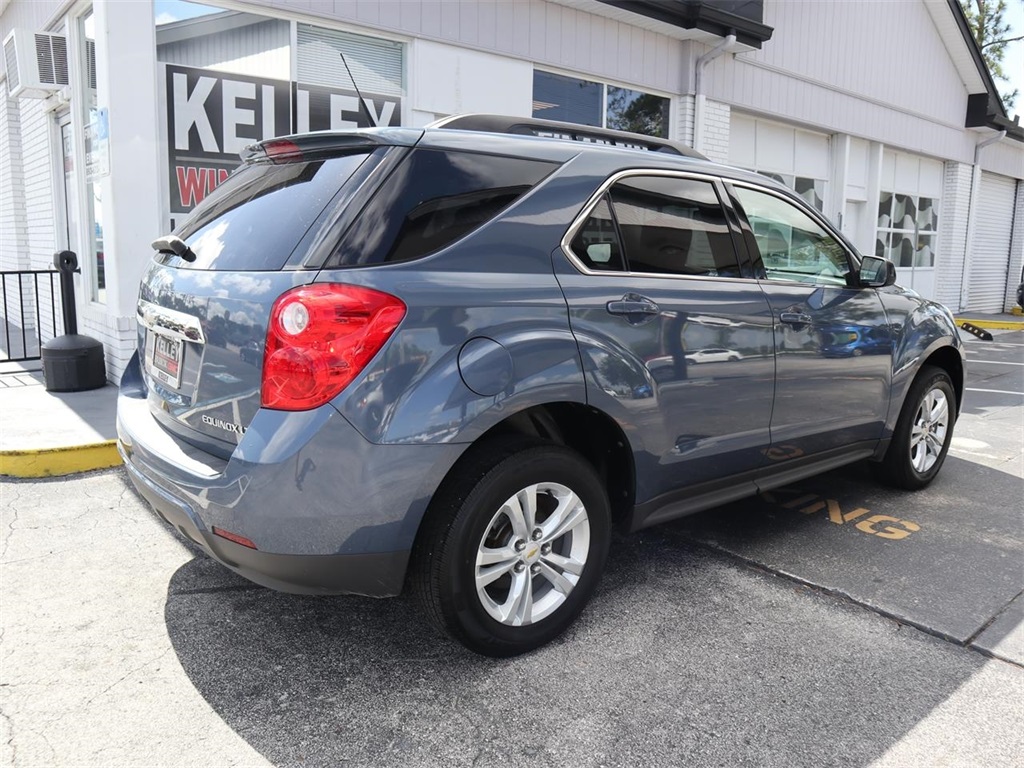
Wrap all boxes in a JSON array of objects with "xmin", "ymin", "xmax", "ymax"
[{"xmin": 858, "ymin": 255, "xmax": 896, "ymax": 288}]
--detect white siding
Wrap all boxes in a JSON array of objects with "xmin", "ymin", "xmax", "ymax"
[
  {"xmin": 704, "ymin": 0, "xmax": 977, "ymax": 165},
  {"xmin": 240, "ymin": 0, "xmax": 685, "ymax": 95},
  {"xmin": 968, "ymin": 173, "xmax": 1017, "ymax": 312},
  {"xmin": 157, "ymin": 18, "xmax": 290, "ymax": 79}
]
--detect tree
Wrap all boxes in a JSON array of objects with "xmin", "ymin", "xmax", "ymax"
[{"xmin": 961, "ymin": 0, "xmax": 1023, "ymax": 109}]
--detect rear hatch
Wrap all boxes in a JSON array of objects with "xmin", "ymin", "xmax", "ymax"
[{"xmin": 136, "ymin": 132, "xmax": 418, "ymax": 454}]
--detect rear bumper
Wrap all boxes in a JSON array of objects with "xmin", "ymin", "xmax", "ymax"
[
  {"xmin": 116, "ymin": 352, "xmax": 462, "ymax": 596},
  {"xmin": 121, "ymin": 451, "xmax": 408, "ymax": 596}
]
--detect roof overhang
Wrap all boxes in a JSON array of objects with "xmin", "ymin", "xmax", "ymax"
[
  {"xmin": 925, "ymin": 0, "xmax": 1023, "ymax": 142},
  {"xmin": 548, "ymin": 0, "xmax": 772, "ymax": 52}
]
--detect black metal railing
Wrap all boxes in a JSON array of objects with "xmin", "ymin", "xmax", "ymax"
[{"xmin": 1, "ymin": 270, "xmax": 63, "ymax": 363}]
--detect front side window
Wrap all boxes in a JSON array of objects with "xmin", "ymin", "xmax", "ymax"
[
  {"xmin": 733, "ymin": 187, "xmax": 851, "ymax": 286},
  {"xmin": 533, "ymin": 70, "xmax": 670, "ymax": 138},
  {"xmin": 609, "ymin": 177, "xmax": 739, "ymax": 277}
]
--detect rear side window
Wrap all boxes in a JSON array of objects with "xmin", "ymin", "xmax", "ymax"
[
  {"xmin": 329, "ymin": 149, "xmax": 557, "ymax": 266},
  {"xmin": 177, "ymin": 152, "xmax": 373, "ymax": 271},
  {"xmin": 570, "ymin": 195, "xmax": 625, "ymax": 271},
  {"xmin": 609, "ymin": 176, "xmax": 740, "ymax": 277}
]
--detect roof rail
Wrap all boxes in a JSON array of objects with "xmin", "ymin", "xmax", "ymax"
[{"xmin": 427, "ymin": 113, "xmax": 707, "ymax": 160}]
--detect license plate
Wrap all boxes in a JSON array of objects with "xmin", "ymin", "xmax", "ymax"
[{"xmin": 147, "ymin": 332, "xmax": 184, "ymax": 389}]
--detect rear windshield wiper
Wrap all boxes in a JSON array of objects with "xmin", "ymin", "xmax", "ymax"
[{"xmin": 152, "ymin": 235, "xmax": 197, "ymax": 263}]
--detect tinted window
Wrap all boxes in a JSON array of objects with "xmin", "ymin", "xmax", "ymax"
[
  {"xmin": 570, "ymin": 195, "xmax": 625, "ymax": 271},
  {"xmin": 532, "ymin": 70, "xmax": 602, "ymax": 126},
  {"xmin": 609, "ymin": 177, "xmax": 739, "ymax": 277},
  {"xmin": 176, "ymin": 152, "xmax": 372, "ymax": 271},
  {"xmin": 733, "ymin": 187, "xmax": 851, "ymax": 286},
  {"xmin": 331, "ymin": 149, "xmax": 557, "ymax": 266}
]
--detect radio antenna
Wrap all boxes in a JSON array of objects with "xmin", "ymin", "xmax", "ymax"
[{"xmin": 339, "ymin": 51, "xmax": 375, "ymax": 128}]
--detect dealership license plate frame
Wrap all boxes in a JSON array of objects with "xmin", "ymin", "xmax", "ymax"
[{"xmin": 146, "ymin": 330, "xmax": 184, "ymax": 389}]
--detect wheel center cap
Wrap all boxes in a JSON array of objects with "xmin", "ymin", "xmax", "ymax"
[{"xmin": 524, "ymin": 545, "xmax": 541, "ymax": 563}]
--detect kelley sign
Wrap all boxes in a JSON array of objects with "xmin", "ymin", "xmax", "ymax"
[{"xmin": 166, "ymin": 63, "xmax": 402, "ymax": 214}]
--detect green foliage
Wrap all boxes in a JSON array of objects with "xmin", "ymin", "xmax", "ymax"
[{"xmin": 960, "ymin": 0, "xmax": 1023, "ymax": 109}]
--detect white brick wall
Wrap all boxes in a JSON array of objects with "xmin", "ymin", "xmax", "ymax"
[
  {"xmin": 936, "ymin": 161, "xmax": 972, "ymax": 312},
  {"xmin": 1004, "ymin": 181, "xmax": 1023, "ymax": 312},
  {"xmin": 702, "ymin": 99, "xmax": 731, "ymax": 164},
  {"xmin": 676, "ymin": 94, "xmax": 695, "ymax": 148},
  {"xmin": 0, "ymin": 94, "xmax": 29, "ymax": 271},
  {"xmin": 81, "ymin": 312, "xmax": 136, "ymax": 382},
  {"xmin": 19, "ymin": 98, "xmax": 56, "ymax": 272}
]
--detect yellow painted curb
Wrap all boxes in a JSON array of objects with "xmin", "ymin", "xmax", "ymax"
[
  {"xmin": 954, "ymin": 317, "xmax": 1024, "ymax": 331},
  {"xmin": 0, "ymin": 440, "xmax": 122, "ymax": 478}
]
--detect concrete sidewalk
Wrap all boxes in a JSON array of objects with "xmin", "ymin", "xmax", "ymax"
[{"xmin": 0, "ymin": 363, "xmax": 119, "ymax": 477}]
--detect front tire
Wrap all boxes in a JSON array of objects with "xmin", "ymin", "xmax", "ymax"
[
  {"xmin": 873, "ymin": 365, "xmax": 956, "ymax": 490},
  {"xmin": 412, "ymin": 438, "xmax": 611, "ymax": 657}
]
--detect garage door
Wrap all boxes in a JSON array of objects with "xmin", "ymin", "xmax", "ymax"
[{"xmin": 968, "ymin": 173, "xmax": 1017, "ymax": 313}]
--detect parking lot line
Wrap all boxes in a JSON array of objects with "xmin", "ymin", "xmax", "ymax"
[
  {"xmin": 965, "ymin": 387, "xmax": 1024, "ymax": 396},
  {"xmin": 965, "ymin": 360, "xmax": 1024, "ymax": 366}
]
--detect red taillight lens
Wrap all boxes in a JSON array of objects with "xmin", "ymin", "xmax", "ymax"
[{"xmin": 262, "ymin": 284, "xmax": 406, "ymax": 411}]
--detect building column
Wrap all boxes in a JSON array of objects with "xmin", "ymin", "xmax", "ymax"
[
  {"xmin": 936, "ymin": 161, "xmax": 973, "ymax": 312},
  {"xmin": 697, "ymin": 99, "xmax": 730, "ymax": 164},
  {"xmin": 0, "ymin": 93, "xmax": 29, "ymax": 271},
  {"xmin": 1004, "ymin": 181, "xmax": 1024, "ymax": 312},
  {"xmin": 90, "ymin": 0, "xmax": 163, "ymax": 379}
]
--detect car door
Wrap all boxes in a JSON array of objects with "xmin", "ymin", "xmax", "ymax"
[
  {"xmin": 727, "ymin": 182, "xmax": 892, "ymax": 461},
  {"xmin": 553, "ymin": 171, "xmax": 776, "ymax": 509}
]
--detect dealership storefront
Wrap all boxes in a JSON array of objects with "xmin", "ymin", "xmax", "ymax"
[{"xmin": 1, "ymin": 0, "xmax": 1022, "ymax": 381}]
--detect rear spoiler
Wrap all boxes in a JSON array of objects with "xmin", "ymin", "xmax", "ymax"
[{"xmin": 240, "ymin": 128, "xmax": 424, "ymax": 162}]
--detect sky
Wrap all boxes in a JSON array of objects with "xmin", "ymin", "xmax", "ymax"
[{"xmin": 153, "ymin": 0, "xmax": 1024, "ymax": 117}]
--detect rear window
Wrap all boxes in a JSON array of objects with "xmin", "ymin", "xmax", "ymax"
[
  {"xmin": 174, "ymin": 151, "xmax": 373, "ymax": 271},
  {"xmin": 328, "ymin": 149, "xmax": 558, "ymax": 267}
]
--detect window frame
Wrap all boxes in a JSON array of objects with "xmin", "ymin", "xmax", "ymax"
[
  {"xmin": 875, "ymin": 191, "xmax": 939, "ymax": 269},
  {"xmin": 561, "ymin": 169, "xmax": 751, "ymax": 282},
  {"xmin": 725, "ymin": 179, "xmax": 864, "ymax": 288}
]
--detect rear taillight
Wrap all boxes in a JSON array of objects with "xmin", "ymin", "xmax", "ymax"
[{"xmin": 262, "ymin": 284, "xmax": 406, "ymax": 411}]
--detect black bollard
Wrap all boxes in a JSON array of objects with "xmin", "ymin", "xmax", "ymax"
[{"xmin": 40, "ymin": 250, "xmax": 107, "ymax": 392}]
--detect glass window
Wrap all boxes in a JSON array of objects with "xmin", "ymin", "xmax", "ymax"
[
  {"xmin": 570, "ymin": 195, "xmax": 625, "ymax": 271},
  {"xmin": 532, "ymin": 70, "xmax": 602, "ymax": 127},
  {"xmin": 609, "ymin": 177, "xmax": 739, "ymax": 277},
  {"xmin": 533, "ymin": 70, "xmax": 669, "ymax": 138},
  {"xmin": 331, "ymin": 149, "xmax": 558, "ymax": 266},
  {"xmin": 176, "ymin": 151, "xmax": 374, "ymax": 270},
  {"xmin": 755, "ymin": 171, "xmax": 826, "ymax": 212},
  {"xmin": 734, "ymin": 187, "xmax": 851, "ymax": 286},
  {"xmin": 606, "ymin": 86, "xmax": 669, "ymax": 139},
  {"xmin": 876, "ymin": 191, "xmax": 938, "ymax": 268}
]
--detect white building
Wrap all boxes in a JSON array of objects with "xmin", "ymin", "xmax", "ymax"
[{"xmin": 2, "ymin": 0, "xmax": 1022, "ymax": 381}]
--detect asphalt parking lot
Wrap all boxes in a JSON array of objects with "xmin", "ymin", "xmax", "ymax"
[{"xmin": 2, "ymin": 330, "xmax": 1022, "ymax": 767}]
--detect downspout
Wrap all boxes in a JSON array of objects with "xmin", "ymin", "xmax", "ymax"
[
  {"xmin": 693, "ymin": 33, "xmax": 736, "ymax": 154},
  {"xmin": 959, "ymin": 130, "xmax": 1006, "ymax": 311}
]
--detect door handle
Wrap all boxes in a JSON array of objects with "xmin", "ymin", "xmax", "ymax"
[
  {"xmin": 780, "ymin": 312, "xmax": 813, "ymax": 326},
  {"xmin": 607, "ymin": 293, "xmax": 660, "ymax": 316}
]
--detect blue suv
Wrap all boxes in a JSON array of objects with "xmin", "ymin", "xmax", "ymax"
[{"xmin": 118, "ymin": 115, "xmax": 965, "ymax": 656}]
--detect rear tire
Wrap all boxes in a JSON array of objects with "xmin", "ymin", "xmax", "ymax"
[
  {"xmin": 872, "ymin": 365, "xmax": 956, "ymax": 490},
  {"xmin": 412, "ymin": 437, "xmax": 611, "ymax": 657}
]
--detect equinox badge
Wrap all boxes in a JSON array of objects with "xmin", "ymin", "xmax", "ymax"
[{"xmin": 201, "ymin": 414, "xmax": 247, "ymax": 435}]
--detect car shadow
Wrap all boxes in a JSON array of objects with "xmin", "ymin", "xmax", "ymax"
[{"xmin": 163, "ymin": 460, "xmax": 1016, "ymax": 766}]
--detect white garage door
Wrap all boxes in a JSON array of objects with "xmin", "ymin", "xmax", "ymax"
[{"xmin": 968, "ymin": 173, "xmax": 1017, "ymax": 313}]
